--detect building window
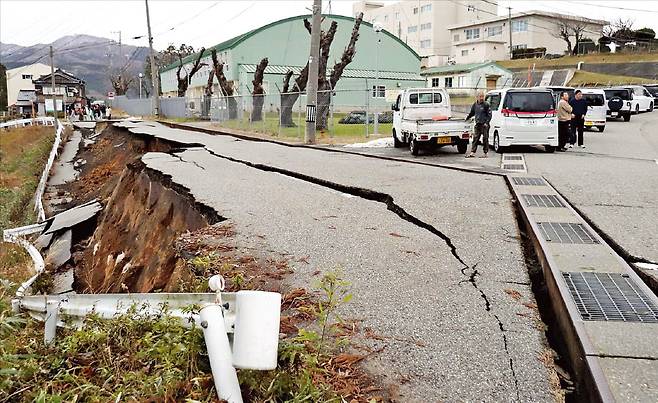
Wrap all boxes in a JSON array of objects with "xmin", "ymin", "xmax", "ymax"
[
  {"xmin": 457, "ymin": 76, "xmax": 466, "ymax": 87},
  {"xmin": 22, "ymin": 74, "xmax": 32, "ymax": 79},
  {"xmin": 420, "ymin": 4, "xmax": 432, "ymax": 13},
  {"xmin": 408, "ymin": 25, "xmax": 417, "ymax": 33},
  {"xmin": 420, "ymin": 40, "xmax": 431, "ymax": 48},
  {"xmin": 465, "ymin": 28, "xmax": 480, "ymax": 40},
  {"xmin": 372, "ymin": 85, "xmax": 385, "ymax": 98},
  {"xmin": 413, "ymin": 7, "xmax": 418, "ymax": 14},
  {"xmin": 461, "ymin": 49, "xmax": 469, "ymax": 56},
  {"xmin": 445, "ymin": 77, "xmax": 453, "ymax": 88},
  {"xmin": 431, "ymin": 78, "xmax": 440, "ymax": 87},
  {"xmin": 421, "ymin": 23, "xmax": 432, "ymax": 31},
  {"xmin": 453, "ymin": 34, "xmax": 460, "ymax": 42},
  {"xmin": 512, "ymin": 19, "xmax": 528, "ymax": 32},
  {"xmin": 488, "ymin": 25, "xmax": 502, "ymax": 36},
  {"xmin": 512, "ymin": 44, "xmax": 528, "ymax": 50}
]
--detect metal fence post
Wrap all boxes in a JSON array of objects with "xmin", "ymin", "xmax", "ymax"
[
  {"xmin": 365, "ymin": 86, "xmax": 370, "ymax": 138},
  {"xmin": 329, "ymin": 91, "xmax": 334, "ymax": 139}
]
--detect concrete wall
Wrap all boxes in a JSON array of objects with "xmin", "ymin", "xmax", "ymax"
[
  {"xmin": 453, "ymin": 41, "xmax": 507, "ymax": 64},
  {"xmin": 6, "ymin": 63, "xmax": 52, "ymax": 106}
]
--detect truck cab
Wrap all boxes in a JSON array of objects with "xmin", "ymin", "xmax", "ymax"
[{"xmin": 392, "ymin": 88, "xmax": 471, "ymax": 156}]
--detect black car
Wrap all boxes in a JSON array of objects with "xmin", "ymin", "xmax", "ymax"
[{"xmin": 644, "ymin": 85, "xmax": 658, "ymax": 109}]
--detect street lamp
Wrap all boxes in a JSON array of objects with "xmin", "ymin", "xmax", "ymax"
[
  {"xmin": 374, "ymin": 23, "xmax": 382, "ymax": 135},
  {"xmin": 138, "ymin": 73, "xmax": 144, "ymax": 99}
]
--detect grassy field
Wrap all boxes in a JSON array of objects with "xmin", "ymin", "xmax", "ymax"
[
  {"xmin": 211, "ymin": 112, "xmax": 392, "ymax": 144},
  {"xmin": 498, "ymin": 52, "xmax": 658, "ymax": 70},
  {"xmin": 568, "ymin": 70, "xmax": 656, "ymax": 86}
]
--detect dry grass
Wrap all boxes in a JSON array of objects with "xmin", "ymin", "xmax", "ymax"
[
  {"xmin": 568, "ymin": 70, "xmax": 655, "ymax": 86},
  {"xmin": 498, "ymin": 52, "xmax": 658, "ymax": 70}
]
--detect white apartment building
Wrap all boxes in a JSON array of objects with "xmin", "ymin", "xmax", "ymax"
[
  {"xmin": 353, "ymin": 1, "xmax": 497, "ymax": 66},
  {"xmin": 448, "ymin": 11, "xmax": 608, "ymax": 64},
  {"xmin": 5, "ymin": 63, "xmax": 53, "ymax": 107}
]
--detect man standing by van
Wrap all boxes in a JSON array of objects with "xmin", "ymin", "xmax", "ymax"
[
  {"xmin": 557, "ymin": 91, "xmax": 573, "ymax": 151},
  {"xmin": 569, "ymin": 90, "xmax": 587, "ymax": 148},
  {"xmin": 465, "ymin": 92, "xmax": 492, "ymax": 158}
]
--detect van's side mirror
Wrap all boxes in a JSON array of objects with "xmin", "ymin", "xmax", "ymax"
[{"xmin": 391, "ymin": 103, "xmax": 398, "ymax": 111}]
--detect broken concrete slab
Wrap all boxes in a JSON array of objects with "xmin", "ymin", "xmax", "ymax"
[
  {"xmin": 45, "ymin": 229, "xmax": 72, "ymax": 269},
  {"xmin": 72, "ymin": 121, "xmax": 97, "ymax": 130},
  {"xmin": 34, "ymin": 232, "xmax": 54, "ymax": 250},
  {"xmin": 48, "ymin": 130, "xmax": 82, "ymax": 186},
  {"xmin": 42, "ymin": 199, "xmax": 102, "ymax": 235}
]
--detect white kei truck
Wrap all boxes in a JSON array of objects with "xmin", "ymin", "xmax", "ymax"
[{"xmin": 391, "ymin": 88, "xmax": 471, "ymax": 156}]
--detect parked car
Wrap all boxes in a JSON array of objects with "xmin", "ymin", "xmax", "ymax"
[
  {"xmin": 391, "ymin": 88, "xmax": 471, "ymax": 156},
  {"xmin": 339, "ymin": 110, "xmax": 367, "ymax": 124},
  {"xmin": 603, "ymin": 88, "xmax": 633, "ymax": 122},
  {"xmin": 485, "ymin": 88, "xmax": 558, "ymax": 153},
  {"xmin": 576, "ymin": 88, "xmax": 607, "ymax": 132},
  {"xmin": 643, "ymin": 84, "xmax": 658, "ymax": 109},
  {"xmin": 624, "ymin": 85, "xmax": 654, "ymax": 113}
]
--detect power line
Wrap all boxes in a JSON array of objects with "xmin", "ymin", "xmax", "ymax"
[{"xmin": 570, "ymin": 1, "xmax": 658, "ymax": 13}]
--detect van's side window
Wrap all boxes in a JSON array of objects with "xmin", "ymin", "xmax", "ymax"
[
  {"xmin": 409, "ymin": 93, "xmax": 418, "ymax": 104},
  {"xmin": 433, "ymin": 92, "xmax": 442, "ymax": 103},
  {"xmin": 486, "ymin": 94, "xmax": 501, "ymax": 110}
]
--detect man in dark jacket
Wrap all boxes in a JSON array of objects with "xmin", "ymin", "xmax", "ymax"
[
  {"xmin": 465, "ymin": 91, "xmax": 492, "ymax": 158},
  {"xmin": 569, "ymin": 90, "xmax": 588, "ymax": 148}
]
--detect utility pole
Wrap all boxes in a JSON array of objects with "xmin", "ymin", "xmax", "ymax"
[
  {"xmin": 145, "ymin": 0, "xmax": 160, "ymax": 116},
  {"xmin": 111, "ymin": 30, "xmax": 122, "ymax": 65},
  {"xmin": 508, "ymin": 7, "xmax": 513, "ymax": 59},
  {"xmin": 49, "ymin": 45, "xmax": 56, "ymax": 118},
  {"xmin": 304, "ymin": 0, "xmax": 322, "ymax": 144}
]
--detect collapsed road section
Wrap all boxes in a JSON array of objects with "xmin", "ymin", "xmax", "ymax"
[{"xmin": 106, "ymin": 120, "xmax": 561, "ymax": 401}]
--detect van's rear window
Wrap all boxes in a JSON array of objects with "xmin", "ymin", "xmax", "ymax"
[
  {"xmin": 503, "ymin": 92, "xmax": 554, "ymax": 112},
  {"xmin": 583, "ymin": 94, "xmax": 605, "ymax": 106},
  {"xmin": 409, "ymin": 92, "xmax": 443, "ymax": 104},
  {"xmin": 604, "ymin": 89, "xmax": 630, "ymax": 100}
]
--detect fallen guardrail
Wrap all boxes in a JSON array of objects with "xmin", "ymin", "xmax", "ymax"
[
  {"xmin": 0, "ymin": 116, "xmax": 55, "ymax": 129},
  {"xmin": 34, "ymin": 119, "xmax": 64, "ymax": 222}
]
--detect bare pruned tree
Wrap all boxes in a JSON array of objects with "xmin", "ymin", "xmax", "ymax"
[
  {"xmin": 176, "ymin": 47, "xmax": 206, "ymax": 97},
  {"xmin": 210, "ymin": 49, "xmax": 237, "ymax": 119},
  {"xmin": 109, "ymin": 72, "xmax": 134, "ymax": 96},
  {"xmin": 603, "ymin": 18, "xmax": 634, "ymax": 38},
  {"xmin": 251, "ymin": 57, "xmax": 269, "ymax": 121},
  {"xmin": 553, "ymin": 18, "xmax": 588, "ymax": 55}
]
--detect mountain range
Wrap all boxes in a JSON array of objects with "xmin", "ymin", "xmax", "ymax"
[{"xmin": 0, "ymin": 34, "xmax": 150, "ymax": 98}]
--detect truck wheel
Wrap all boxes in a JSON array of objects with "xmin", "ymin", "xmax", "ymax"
[
  {"xmin": 493, "ymin": 133, "xmax": 504, "ymax": 153},
  {"xmin": 597, "ymin": 125, "xmax": 605, "ymax": 132},
  {"xmin": 545, "ymin": 145, "xmax": 555, "ymax": 153},
  {"xmin": 393, "ymin": 130, "xmax": 403, "ymax": 148},
  {"xmin": 623, "ymin": 113, "xmax": 631, "ymax": 122},
  {"xmin": 457, "ymin": 141, "xmax": 468, "ymax": 154},
  {"xmin": 635, "ymin": 104, "xmax": 640, "ymax": 114},
  {"xmin": 410, "ymin": 138, "xmax": 420, "ymax": 156}
]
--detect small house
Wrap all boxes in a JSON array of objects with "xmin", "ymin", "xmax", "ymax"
[{"xmin": 420, "ymin": 61, "xmax": 513, "ymax": 96}]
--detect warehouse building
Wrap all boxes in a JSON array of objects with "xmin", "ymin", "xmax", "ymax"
[{"xmin": 159, "ymin": 14, "xmax": 424, "ymax": 111}]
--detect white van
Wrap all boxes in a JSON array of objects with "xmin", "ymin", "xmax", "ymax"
[
  {"xmin": 625, "ymin": 85, "xmax": 655, "ymax": 113},
  {"xmin": 485, "ymin": 88, "xmax": 558, "ymax": 153},
  {"xmin": 577, "ymin": 88, "xmax": 607, "ymax": 132}
]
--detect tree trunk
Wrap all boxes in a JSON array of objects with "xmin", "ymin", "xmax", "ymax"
[
  {"xmin": 210, "ymin": 49, "xmax": 237, "ymax": 119},
  {"xmin": 176, "ymin": 48, "xmax": 206, "ymax": 98},
  {"xmin": 251, "ymin": 57, "xmax": 268, "ymax": 121},
  {"xmin": 315, "ymin": 83, "xmax": 331, "ymax": 131},
  {"xmin": 203, "ymin": 70, "xmax": 214, "ymax": 119}
]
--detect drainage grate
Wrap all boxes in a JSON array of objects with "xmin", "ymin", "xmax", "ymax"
[
  {"xmin": 512, "ymin": 177, "xmax": 545, "ymax": 186},
  {"xmin": 562, "ymin": 272, "xmax": 658, "ymax": 323},
  {"xmin": 522, "ymin": 194, "xmax": 565, "ymax": 208},
  {"xmin": 503, "ymin": 164, "xmax": 526, "ymax": 170},
  {"xmin": 537, "ymin": 222, "xmax": 599, "ymax": 244},
  {"xmin": 504, "ymin": 155, "xmax": 523, "ymax": 161}
]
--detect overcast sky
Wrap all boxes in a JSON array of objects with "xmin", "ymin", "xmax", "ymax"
[{"xmin": 1, "ymin": 0, "xmax": 658, "ymax": 51}]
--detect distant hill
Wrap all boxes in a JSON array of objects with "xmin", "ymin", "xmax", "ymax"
[{"xmin": 0, "ymin": 35, "xmax": 149, "ymax": 98}]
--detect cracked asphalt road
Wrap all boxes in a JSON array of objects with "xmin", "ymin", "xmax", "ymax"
[{"xmin": 117, "ymin": 121, "xmax": 555, "ymax": 401}]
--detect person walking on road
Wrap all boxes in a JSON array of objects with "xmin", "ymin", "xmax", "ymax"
[
  {"xmin": 465, "ymin": 91, "xmax": 492, "ymax": 158},
  {"xmin": 569, "ymin": 90, "xmax": 587, "ymax": 148},
  {"xmin": 557, "ymin": 91, "xmax": 573, "ymax": 152}
]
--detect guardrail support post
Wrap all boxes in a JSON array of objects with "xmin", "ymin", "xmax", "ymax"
[
  {"xmin": 200, "ymin": 304, "xmax": 243, "ymax": 403},
  {"xmin": 45, "ymin": 300, "xmax": 59, "ymax": 344}
]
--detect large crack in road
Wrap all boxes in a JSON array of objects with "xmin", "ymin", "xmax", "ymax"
[{"xmin": 164, "ymin": 144, "xmax": 522, "ymax": 398}]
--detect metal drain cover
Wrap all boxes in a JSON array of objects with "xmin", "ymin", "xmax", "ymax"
[
  {"xmin": 503, "ymin": 164, "xmax": 525, "ymax": 170},
  {"xmin": 537, "ymin": 222, "xmax": 599, "ymax": 244},
  {"xmin": 562, "ymin": 272, "xmax": 658, "ymax": 323},
  {"xmin": 522, "ymin": 194, "xmax": 565, "ymax": 208},
  {"xmin": 512, "ymin": 177, "xmax": 545, "ymax": 186},
  {"xmin": 504, "ymin": 155, "xmax": 523, "ymax": 161}
]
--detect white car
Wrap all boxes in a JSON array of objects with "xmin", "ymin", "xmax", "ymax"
[
  {"xmin": 603, "ymin": 88, "xmax": 633, "ymax": 122},
  {"xmin": 485, "ymin": 88, "xmax": 558, "ymax": 153},
  {"xmin": 625, "ymin": 85, "xmax": 654, "ymax": 113},
  {"xmin": 577, "ymin": 88, "xmax": 607, "ymax": 132},
  {"xmin": 392, "ymin": 88, "xmax": 471, "ymax": 155}
]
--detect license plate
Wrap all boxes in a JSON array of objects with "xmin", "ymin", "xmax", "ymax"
[
  {"xmin": 585, "ymin": 121, "xmax": 593, "ymax": 126},
  {"xmin": 611, "ymin": 112, "xmax": 618, "ymax": 117},
  {"xmin": 524, "ymin": 120, "xmax": 536, "ymax": 125},
  {"xmin": 437, "ymin": 137, "xmax": 452, "ymax": 144}
]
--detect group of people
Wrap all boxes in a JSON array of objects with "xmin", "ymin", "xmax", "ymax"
[
  {"xmin": 66, "ymin": 102, "xmax": 111, "ymax": 121},
  {"xmin": 557, "ymin": 90, "xmax": 587, "ymax": 151}
]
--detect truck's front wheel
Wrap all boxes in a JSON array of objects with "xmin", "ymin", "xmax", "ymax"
[
  {"xmin": 410, "ymin": 138, "xmax": 420, "ymax": 156},
  {"xmin": 493, "ymin": 133, "xmax": 504, "ymax": 153},
  {"xmin": 393, "ymin": 130, "xmax": 403, "ymax": 148},
  {"xmin": 457, "ymin": 140, "xmax": 468, "ymax": 154}
]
